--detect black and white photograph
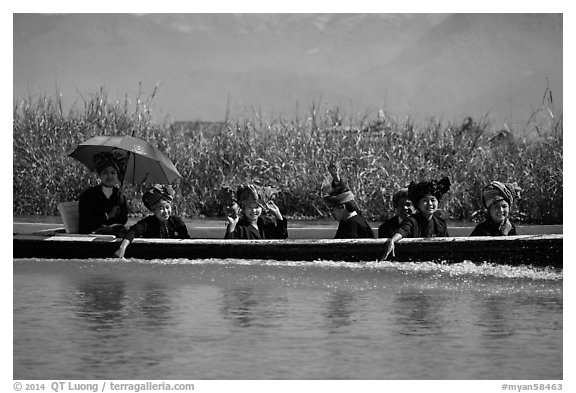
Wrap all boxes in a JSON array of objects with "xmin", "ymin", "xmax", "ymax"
[{"xmin": 10, "ymin": 6, "xmax": 568, "ymax": 391}]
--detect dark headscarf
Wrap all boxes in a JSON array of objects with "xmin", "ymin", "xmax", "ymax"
[
  {"xmin": 142, "ymin": 184, "xmax": 175, "ymax": 210},
  {"xmin": 321, "ymin": 177, "xmax": 355, "ymax": 207},
  {"xmin": 236, "ymin": 184, "xmax": 278, "ymax": 208},
  {"xmin": 408, "ymin": 177, "xmax": 451, "ymax": 204},
  {"xmin": 93, "ymin": 152, "xmax": 121, "ymax": 174},
  {"xmin": 482, "ymin": 181, "xmax": 521, "ymax": 209},
  {"xmin": 392, "ymin": 188, "xmax": 410, "ymax": 207}
]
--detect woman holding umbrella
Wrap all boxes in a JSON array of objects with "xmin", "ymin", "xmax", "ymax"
[
  {"xmin": 71, "ymin": 134, "xmax": 183, "ymax": 239},
  {"xmin": 78, "ymin": 152, "xmax": 128, "ymax": 236}
]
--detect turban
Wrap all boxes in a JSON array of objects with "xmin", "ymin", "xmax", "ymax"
[
  {"xmin": 218, "ymin": 186, "xmax": 240, "ymax": 217},
  {"xmin": 408, "ymin": 177, "xmax": 451, "ymax": 204},
  {"xmin": 217, "ymin": 186, "xmax": 237, "ymax": 206},
  {"xmin": 93, "ymin": 152, "xmax": 121, "ymax": 174},
  {"xmin": 322, "ymin": 178, "xmax": 355, "ymax": 207},
  {"xmin": 481, "ymin": 181, "xmax": 521, "ymax": 209},
  {"xmin": 142, "ymin": 184, "xmax": 175, "ymax": 210},
  {"xmin": 392, "ymin": 188, "xmax": 410, "ymax": 207},
  {"xmin": 236, "ymin": 184, "xmax": 278, "ymax": 208}
]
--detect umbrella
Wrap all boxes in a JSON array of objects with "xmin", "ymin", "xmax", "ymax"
[{"xmin": 69, "ymin": 135, "xmax": 182, "ymax": 184}]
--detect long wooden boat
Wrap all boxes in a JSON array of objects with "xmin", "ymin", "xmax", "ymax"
[{"xmin": 13, "ymin": 233, "xmax": 563, "ymax": 268}]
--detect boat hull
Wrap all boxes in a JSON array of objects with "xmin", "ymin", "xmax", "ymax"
[{"xmin": 13, "ymin": 234, "xmax": 563, "ymax": 268}]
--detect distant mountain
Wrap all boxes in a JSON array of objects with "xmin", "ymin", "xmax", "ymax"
[
  {"xmin": 13, "ymin": 13, "xmax": 561, "ymax": 128},
  {"xmin": 356, "ymin": 13, "xmax": 562, "ymax": 125}
]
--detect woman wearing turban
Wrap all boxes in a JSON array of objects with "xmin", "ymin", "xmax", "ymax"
[
  {"xmin": 322, "ymin": 163, "xmax": 374, "ymax": 239},
  {"xmin": 79, "ymin": 152, "xmax": 128, "ymax": 236},
  {"xmin": 470, "ymin": 181, "xmax": 521, "ymax": 237},
  {"xmin": 114, "ymin": 184, "xmax": 190, "ymax": 258},
  {"xmin": 377, "ymin": 188, "xmax": 416, "ymax": 239},
  {"xmin": 382, "ymin": 177, "xmax": 451, "ymax": 260},
  {"xmin": 224, "ymin": 183, "xmax": 288, "ymax": 239}
]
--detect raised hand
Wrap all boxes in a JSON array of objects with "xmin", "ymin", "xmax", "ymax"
[
  {"xmin": 266, "ymin": 201, "xmax": 283, "ymax": 219},
  {"xmin": 500, "ymin": 218, "xmax": 513, "ymax": 235},
  {"xmin": 328, "ymin": 162, "xmax": 341, "ymax": 181},
  {"xmin": 226, "ymin": 214, "xmax": 240, "ymax": 231}
]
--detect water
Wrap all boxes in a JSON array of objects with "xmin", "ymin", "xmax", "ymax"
[{"xmin": 13, "ymin": 258, "xmax": 562, "ymax": 380}]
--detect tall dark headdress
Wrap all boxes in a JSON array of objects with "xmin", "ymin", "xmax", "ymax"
[{"xmin": 408, "ymin": 177, "xmax": 451, "ymax": 204}]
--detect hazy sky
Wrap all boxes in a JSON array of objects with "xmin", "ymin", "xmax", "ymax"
[{"xmin": 12, "ymin": 12, "xmax": 563, "ymax": 129}]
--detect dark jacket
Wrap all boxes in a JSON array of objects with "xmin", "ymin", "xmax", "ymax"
[
  {"xmin": 396, "ymin": 211, "xmax": 449, "ymax": 238},
  {"xmin": 470, "ymin": 220, "xmax": 517, "ymax": 237},
  {"xmin": 225, "ymin": 215, "xmax": 288, "ymax": 239},
  {"xmin": 124, "ymin": 215, "xmax": 190, "ymax": 243},
  {"xmin": 79, "ymin": 185, "xmax": 128, "ymax": 234},
  {"xmin": 378, "ymin": 216, "xmax": 403, "ymax": 238},
  {"xmin": 335, "ymin": 214, "xmax": 375, "ymax": 239}
]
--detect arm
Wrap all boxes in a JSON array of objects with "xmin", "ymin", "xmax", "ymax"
[
  {"xmin": 113, "ymin": 191, "xmax": 128, "ymax": 225},
  {"xmin": 327, "ymin": 162, "xmax": 351, "ymax": 194},
  {"xmin": 267, "ymin": 216, "xmax": 288, "ymax": 239},
  {"xmin": 499, "ymin": 218, "xmax": 513, "ymax": 236},
  {"xmin": 225, "ymin": 215, "xmax": 240, "ymax": 239},
  {"xmin": 104, "ymin": 190, "xmax": 128, "ymax": 226},
  {"xmin": 114, "ymin": 218, "xmax": 149, "ymax": 258},
  {"xmin": 263, "ymin": 201, "xmax": 288, "ymax": 239},
  {"xmin": 382, "ymin": 233, "xmax": 403, "ymax": 260},
  {"xmin": 114, "ymin": 238, "xmax": 131, "ymax": 259},
  {"xmin": 377, "ymin": 223, "xmax": 388, "ymax": 239},
  {"xmin": 328, "ymin": 162, "xmax": 340, "ymax": 183}
]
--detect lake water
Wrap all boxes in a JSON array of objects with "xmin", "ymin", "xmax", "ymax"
[{"xmin": 13, "ymin": 258, "xmax": 562, "ymax": 380}]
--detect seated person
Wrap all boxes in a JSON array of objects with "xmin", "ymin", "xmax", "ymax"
[
  {"xmin": 470, "ymin": 181, "xmax": 521, "ymax": 237},
  {"xmin": 224, "ymin": 184, "xmax": 288, "ymax": 239},
  {"xmin": 378, "ymin": 188, "xmax": 416, "ymax": 238},
  {"xmin": 114, "ymin": 184, "xmax": 190, "ymax": 258},
  {"xmin": 383, "ymin": 177, "xmax": 451, "ymax": 260},
  {"xmin": 217, "ymin": 185, "xmax": 241, "ymax": 220},
  {"xmin": 79, "ymin": 152, "xmax": 128, "ymax": 236},
  {"xmin": 322, "ymin": 163, "xmax": 374, "ymax": 239}
]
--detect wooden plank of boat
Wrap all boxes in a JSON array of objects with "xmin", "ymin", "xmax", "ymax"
[{"xmin": 13, "ymin": 233, "xmax": 562, "ymax": 268}]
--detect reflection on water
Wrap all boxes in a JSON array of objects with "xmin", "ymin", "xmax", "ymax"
[
  {"xmin": 13, "ymin": 259, "xmax": 563, "ymax": 380},
  {"xmin": 136, "ymin": 282, "xmax": 172, "ymax": 328},
  {"xmin": 74, "ymin": 276, "xmax": 173, "ymax": 330},
  {"xmin": 323, "ymin": 290, "xmax": 357, "ymax": 332},
  {"xmin": 66, "ymin": 275, "xmax": 175, "ymax": 376},
  {"xmin": 392, "ymin": 290, "xmax": 444, "ymax": 336},
  {"xmin": 220, "ymin": 286, "xmax": 288, "ymax": 328},
  {"xmin": 75, "ymin": 276, "xmax": 127, "ymax": 331},
  {"xmin": 221, "ymin": 287, "xmax": 258, "ymax": 327},
  {"xmin": 477, "ymin": 296, "xmax": 516, "ymax": 339}
]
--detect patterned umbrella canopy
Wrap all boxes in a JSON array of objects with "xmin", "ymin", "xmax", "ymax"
[{"xmin": 69, "ymin": 135, "xmax": 181, "ymax": 185}]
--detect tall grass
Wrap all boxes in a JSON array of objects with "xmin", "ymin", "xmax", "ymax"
[{"xmin": 13, "ymin": 89, "xmax": 562, "ymax": 224}]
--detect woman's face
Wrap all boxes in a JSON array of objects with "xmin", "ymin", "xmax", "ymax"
[
  {"xmin": 396, "ymin": 197, "xmax": 415, "ymax": 220},
  {"xmin": 153, "ymin": 200, "xmax": 172, "ymax": 222},
  {"xmin": 417, "ymin": 194, "xmax": 438, "ymax": 216},
  {"xmin": 243, "ymin": 202, "xmax": 262, "ymax": 222},
  {"xmin": 98, "ymin": 166, "xmax": 119, "ymax": 187},
  {"xmin": 330, "ymin": 204, "xmax": 348, "ymax": 222},
  {"xmin": 488, "ymin": 200, "xmax": 510, "ymax": 223}
]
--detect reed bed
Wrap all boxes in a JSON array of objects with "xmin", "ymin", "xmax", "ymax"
[{"xmin": 13, "ymin": 89, "xmax": 563, "ymax": 224}]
